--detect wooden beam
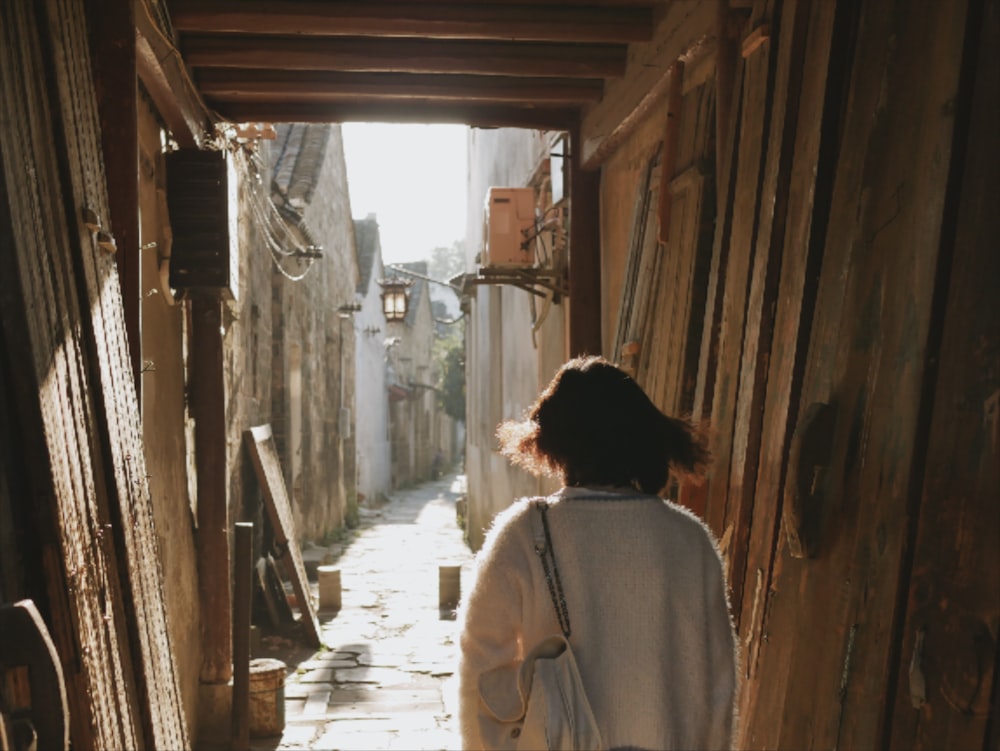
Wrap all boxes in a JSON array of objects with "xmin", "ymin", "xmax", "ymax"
[
  {"xmin": 209, "ymin": 99, "xmax": 578, "ymax": 130},
  {"xmin": 580, "ymin": 0, "xmax": 715, "ymax": 168},
  {"xmin": 169, "ymin": 0, "xmax": 654, "ymax": 43},
  {"xmin": 195, "ymin": 69, "xmax": 604, "ymax": 105},
  {"xmin": 181, "ymin": 35, "xmax": 628, "ymax": 79},
  {"xmin": 568, "ymin": 125, "xmax": 602, "ymax": 356},
  {"xmin": 192, "ymin": 298, "xmax": 231, "ymax": 685},
  {"xmin": 135, "ymin": 0, "xmax": 211, "ymax": 147},
  {"xmin": 231, "ymin": 523, "xmax": 252, "ymax": 751}
]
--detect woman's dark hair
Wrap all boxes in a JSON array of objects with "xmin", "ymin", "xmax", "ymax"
[{"xmin": 496, "ymin": 356, "xmax": 710, "ymax": 494}]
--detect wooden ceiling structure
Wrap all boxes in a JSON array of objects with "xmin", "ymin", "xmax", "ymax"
[{"xmin": 159, "ymin": 0, "xmax": 666, "ymax": 133}]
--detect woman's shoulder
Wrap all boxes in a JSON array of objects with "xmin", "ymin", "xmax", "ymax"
[
  {"xmin": 477, "ymin": 497, "xmax": 542, "ymax": 554},
  {"xmin": 656, "ymin": 497, "xmax": 726, "ymax": 555}
]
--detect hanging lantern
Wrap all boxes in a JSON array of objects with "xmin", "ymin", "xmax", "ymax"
[{"xmin": 379, "ymin": 278, "xmax": 412, "ymax": 322}]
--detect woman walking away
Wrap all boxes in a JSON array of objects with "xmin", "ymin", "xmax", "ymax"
[{"xmin": 458, "ymin": 355, "xmax": 738, "ymax": 751}]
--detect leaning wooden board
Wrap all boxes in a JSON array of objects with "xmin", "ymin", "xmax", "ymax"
[{"xmin": 244, "ymin": 424, "xmax": 322, "ymax": 647}]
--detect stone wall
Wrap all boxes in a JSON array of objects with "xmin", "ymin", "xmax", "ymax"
[{"xmin": 264, "ymin": 124, "xmax": 359, "ymax": 541}]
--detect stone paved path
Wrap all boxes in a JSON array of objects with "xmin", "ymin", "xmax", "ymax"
[{"xmin": 251, "ymin": 472, "xmax": 475, "ymax": 751}]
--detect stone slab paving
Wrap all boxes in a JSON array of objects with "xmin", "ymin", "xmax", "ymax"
[{"xmin": 251, "ymin": 473, "xmax": 475, "ymax": 751}]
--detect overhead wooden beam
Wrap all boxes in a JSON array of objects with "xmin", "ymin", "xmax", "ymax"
[
  {"xmin": 169, "ymin": 0, "xmax": 654, "ymax": 43},
  {"xmin": 181, "ymin": 35, "xmax": 628, "ymax": 79},
  {"xmin": 195, "ymin": 69, "xmax": 604, "ymax": 105},
  {"xmin": 208, "ymin": 99, "xmax": 578, "ymax": 130},
  {"xmin": 580, "ymin": 0, "xmax": 715, "ymax": 168}
]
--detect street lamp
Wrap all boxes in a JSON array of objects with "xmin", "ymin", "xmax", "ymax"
[{"xmin": 379, "ymin": 278, "xmax": 412, "ymax": 322}]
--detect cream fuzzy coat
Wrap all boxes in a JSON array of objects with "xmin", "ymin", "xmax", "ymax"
[{"xmin": 458, "ymin": 487, "xmax": 738, "ymax": 750}]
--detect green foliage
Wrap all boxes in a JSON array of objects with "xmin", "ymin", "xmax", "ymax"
[
  {"xmin": 428, "ymin": 241, "xmax": 465, "ymax": 284},
  {"xmin": 434, "ymin": 325, "xmax": 466, "ymax": 422}
]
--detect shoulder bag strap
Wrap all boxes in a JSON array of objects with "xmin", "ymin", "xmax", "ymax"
[{"xmin": 532, "ymin": 500, "xmax": 572, "ymax": 638}]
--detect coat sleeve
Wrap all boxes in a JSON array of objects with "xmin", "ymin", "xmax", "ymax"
[{"xmin": 457, "ymin": 503, "xmax": 529, "ymax": 750}]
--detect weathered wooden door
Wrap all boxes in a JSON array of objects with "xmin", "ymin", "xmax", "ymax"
[
  {"xmin": 0, "ymin": 0, "xmax": 188, "ymax": 747},
  {"xmin": 734, "ymin": 0, "xmax": 998, "ymax": 748}
]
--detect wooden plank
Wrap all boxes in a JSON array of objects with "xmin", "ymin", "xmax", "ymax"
[
  {"xmin": 244, "ymin": 425, "xmax": 323, "ymax": 648},
  {"xmin": 91, "ymin": 0, "xmax": 140, "ymax": 395},
  {"xmin": 723, "ymin": 0, "xmax": 811, "ymax": 626},
  {"xmin": 731, "ymin": 0, "xmax": 843, "ymax": 744},
  {"xmin": 181, "ymin": 35, "xmax": 628, "ymax": 78},
  {"xmin": 701, "ymin": 0, "xmax": 775, "ymax": 543},
  {"xmin": 195, "ymin": 69, "xmax": 605, "ymax": 105},
  {"xmin": 655, "ymin": 61, "xmax": 685, "ymax": 245},
  {"xmin": 169, "ymin": 1, "xmax": 654, "ymax": 43},
  {"xmin": 255, "ymin": 556, "xmax": 295, "ymax": 628},
  {"xmin": 689, "ymin": 9, "xmax": 745, "ymax": 432},
  {"xmin": 643, "ymin": 82, "xmax": 715, "ymax": 419},
  {"xmin": 887, "ymin": 0, "xmax": 1000, "ymax": 746},
  {"xmin": 746, "ymin": 0, "xmax": 974, "ymax": 747},
  {"xmin": 610, "ymin": 150, "xmax": 657, "ymax": 364}
]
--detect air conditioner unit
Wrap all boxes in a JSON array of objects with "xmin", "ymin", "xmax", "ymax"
[
  {"xmin": 165, "ymin": 148, "xmax": 239, "ymax": 299},
  {"xmin": 482, "ymin": 187, "xmax": 535, "ymax": 268}
]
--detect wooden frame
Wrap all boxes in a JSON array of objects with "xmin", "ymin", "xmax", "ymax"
[{"xmin": 244, "ymin": 424, "xmax": 322, "ymax": 647}]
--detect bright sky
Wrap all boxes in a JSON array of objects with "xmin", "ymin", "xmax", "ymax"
[{"xmin": 341, "ymin": 123, "xmax": 469, "ymax": 265}]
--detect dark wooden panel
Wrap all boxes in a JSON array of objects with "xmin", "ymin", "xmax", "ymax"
[
  {"xmin": 745, "ymin": 0, "xmax": 974, "ymax": 747},
  {"xmin": 732, "ymin": 0, "xmax": 846, "ymax": 743},
  {"xmin": 181, "ymin": 34, "xmax": 628, "ymax": 78},
  {"xmin": 887, "ymin": 0, "xmax": 1000, "ymax": 746},
  {"xmin": 169, "ymin": 1, "xmax": 653, "ymax": 43}
]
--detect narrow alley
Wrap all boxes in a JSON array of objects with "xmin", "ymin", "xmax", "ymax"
[{"xmin": 253, "ymin": 472, "xmax": 475, "ymax": 751}]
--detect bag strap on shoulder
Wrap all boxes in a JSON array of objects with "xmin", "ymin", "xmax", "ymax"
[{"xmin": 532, "ymin": 500, "xmax": 571, "ymax": 638}]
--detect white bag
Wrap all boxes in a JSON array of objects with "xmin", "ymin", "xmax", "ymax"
[{"xmin": 478, "ymin": 633, "xmax": 603, "ymax": 750}]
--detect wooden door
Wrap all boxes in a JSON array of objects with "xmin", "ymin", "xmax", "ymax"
[
  {"xmin": 737, "ymin": 0, "xmax": 993, "ymax": 748},
  {"xmin": 0, "ymin": 0, "xmax": 188, "ymax": 747}
]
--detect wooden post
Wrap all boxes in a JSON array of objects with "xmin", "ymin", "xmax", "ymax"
[
  {"xmin": 438, "ymin": 565, "xmax": 461, "ymax": 614},
  {"xmin": 317, "ymin": 566, "xmax": 342, "ymax": 611},
  {"xmin": 232, "ymin": 523, "xmax": 253, "ymax": 751},
  {"xmin": 192, "ymin": 298, "xmax": 232, "ymax": 683},
  {"xmin": 89, "ymin": 0, "xmax": 141, "ymax": 394},
  {"xmin": 568, "ymin": 124, "xmax": 602, "ymax": 356}
]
